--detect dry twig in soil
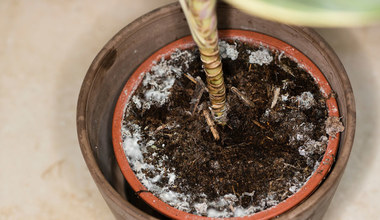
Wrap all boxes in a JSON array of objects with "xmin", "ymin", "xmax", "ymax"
[
  {"xmin": 185, "ymin": 73, "xmax": 209, "ymax": 92},
  {"xmin": 271, "ymin": 87, "xmax": 281, "ymax": 108},
  {"xmin": 190, "ymin": 76, "xmax": 207, "ymax": 115},
  {"xmin": 231, "ymin": 86, "xmax": 255, "ymax": 108},
  {"xmin": 278, "ymin": 63, "xmax": 295, "ymax": 77},
  {"xmin": 202, "ymin": 109, "xmax": 220, "ymax": 140},
  {"xmin": 252, "ymin": 120, "xmax": 265, "ymax": 129}
]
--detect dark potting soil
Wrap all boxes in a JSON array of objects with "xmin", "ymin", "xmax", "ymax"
[{"xmin": 121, "ymin": 40, "xmax": 331, "ymax": 217}]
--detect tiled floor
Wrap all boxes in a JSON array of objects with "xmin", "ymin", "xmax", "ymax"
[{"xmin": 0, "ymin": 1, "xmax": 379, "ymax": 219}]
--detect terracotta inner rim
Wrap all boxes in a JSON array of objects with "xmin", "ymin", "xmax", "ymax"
[{"xmin": 112, "ymin": 30, "xmax": 340, "ymax": 220}]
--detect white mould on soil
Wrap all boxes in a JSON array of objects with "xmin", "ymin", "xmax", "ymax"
[
  {"xmin": 121, "ymin": 49, "xmax": 199, "ymax": 213},
  {"xmin": 132, "ymin": 49, "xmax": 195, "ymax": 110},
  {"xmin": 247, "ymin": 48, "xmax": 273, "ymax": 65},
  {"xmin": 325, "ymin": 116, "xmax": 345, "ymax": 138},
  {"xmin": 121, "ymin": 121, "xmax": 192, "ymax": 212},
  {"xmin": 298, "ymin": 136, "xmax": 328, "ymax": 157},
  {"xmin": 296, "ymin": 91, "xmax": 316, "ymax": 110},
  {"xmin": 219, "ymin": 40, "xmax": 239, "ymax": 60}
]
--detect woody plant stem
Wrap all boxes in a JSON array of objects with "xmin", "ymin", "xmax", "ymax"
[{"xmin": 179, "ymin": 0, "xmax": 227, "ymax": 124}]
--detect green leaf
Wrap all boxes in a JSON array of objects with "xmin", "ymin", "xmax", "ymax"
[{"xmin": 222, "ymin": 0, "xmax": 380, "ymax": 26}]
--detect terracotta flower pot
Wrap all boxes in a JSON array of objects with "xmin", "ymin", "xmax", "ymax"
[
  {"xmin": 112, "ymin": 30, "xmax": 341, "ymax": 219},
  {"xmin": 77, "ymin": 2, "xmax": 355, "ymax": 220}
]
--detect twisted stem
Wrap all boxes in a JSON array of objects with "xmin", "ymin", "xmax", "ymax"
[{"xmin": 180, "ymin": 0, "xmax": 227, "ymax": 124}]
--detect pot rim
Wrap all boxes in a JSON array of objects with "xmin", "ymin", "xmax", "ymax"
[{"xmin": 112, "ymin": 29, "xmax": 341, "ymax": 219}]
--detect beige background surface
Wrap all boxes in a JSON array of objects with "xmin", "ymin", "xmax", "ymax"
[{"xmin": 0, "ymin": 1, "xmax": 379, "ymax": 219}]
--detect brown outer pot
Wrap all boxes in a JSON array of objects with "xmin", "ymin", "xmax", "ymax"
[{"xmin": 76, "ymin": 2, "xmax": 355, "ymax": 220}]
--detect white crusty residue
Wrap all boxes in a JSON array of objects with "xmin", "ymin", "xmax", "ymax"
[
  {"xmin": 325, "ymin": 116, "xmax": 345, "ymax": 138},
  {"xmin": 296, "ymin": 91, "xmax": 316, "ymax": 110},
  {"xmin": 121, "ymin": 121, "xmax": 191, "ymax": 212},
  {"xmin": 298, "ymin": 136, "xmax": 328, "ymax": 157},
  {"xmin": 247, "ymin": 48, "xmax": 273, "ymax": 65},
  {"xmin": 122, "ymin": 123, "xmax": 143, "ymax": 161},
  {"xmin": 133, "ymin": 49, "xmax": 194, "ymax": 110},
  {"xmin": 194, "ymin": 202, "xmax": 208, "ymax": 215},
  {"xmin": 219, "ymin": 40, "xmax": 239, "ymax": 60}
]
